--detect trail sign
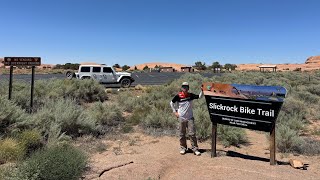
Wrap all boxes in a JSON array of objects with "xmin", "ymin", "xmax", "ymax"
[
  {"xmin": 4, "ymin": 57, "xmax": 41, "ymax": 66},
  {"xmin": 203, "ymin": 82, "xmax": 287, "ymax": 165}
]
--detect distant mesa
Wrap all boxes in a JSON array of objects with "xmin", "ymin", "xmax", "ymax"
[{"xmin": 305, "ymin": 56, "xmax": 320, "ymax": 64}]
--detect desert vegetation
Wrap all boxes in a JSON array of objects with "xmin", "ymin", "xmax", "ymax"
[{"xmin": 0, "ymin": 71, "xmax": 320, "ymax": 178}]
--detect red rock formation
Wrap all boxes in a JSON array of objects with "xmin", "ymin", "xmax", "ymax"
[{"xmin": 305, "ymin": 56, "xmax": 320, "ymax": 64}]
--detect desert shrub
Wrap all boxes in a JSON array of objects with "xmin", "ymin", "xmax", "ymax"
[
  {"xmin": 295, "ymin": 138, "xmax": 320, "ymax": 155},
  {"xmin": 0, "ymin": 138, "xmax": 25, "ymax": 164},
  {"xmin": 64, "ymin": 79, "xmax": 107, "ymax": 103},
  {"xmin": 17, "ymin": 130, "xmax": 42, "ymax": 154},
  {"xmin": 142, "ymin": 108, "xmax": 177, "ymax": 130},
  {"xmin": 17, "ymin": 143, "xmax": 87, "ymax": 180},
  {"xmin": 0, "ymin": 163, "xmax": 23, "ymax": 180},
  {"xmin": 193, "ymin": 106, "xmax": 211, "ymax": 141},
  {"xmin": 280, "ymin": 97, "xmax": 307, "ymax": 117},
  {"xmin": 217, "ymin": 125, "xmax": 247, "ymax": 147},
  {"xmin": 295, "ymin": 91, "xmax": 319, "ymax": 104},
  {"xmin": 29, "ymin": 99, "xmax": 95, "ymax": 138},
  {"xmin": 128, "ymin": 107, "xmax": 151, "ymax": 126},
  {"xmin": 4, "ymin": 79, "xmax": 107, "ymax": 111},
  {"xmin": 0, "ymin": 96, "xmax": 29, "ymax": 134},
  {"xmin": 117, "ymin": 91, "xmax": 143, "ymax": 112},
  {"xmin": 306, "ymin": 84, "xmax": 320, "ymax": 96},
  {"xmin": 83, "ymin": 102, "xmax": 124, "ymax": 134},
  {"xmin": 276, "ymin": 124, "xmax": 303, "ymax": 153},
  {"xmin": 276, "ymin": 112, "xmax": 305, "ymax": 132}
]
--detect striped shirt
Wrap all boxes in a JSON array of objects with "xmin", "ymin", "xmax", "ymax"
[{"xmin": 170, "ymin": 91, "xmax": 203, "ymax": 121}]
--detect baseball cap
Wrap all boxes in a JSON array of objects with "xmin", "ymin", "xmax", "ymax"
[{"xmin": 182, "ymin": 82, "xmax": 189, "ymax": 86}]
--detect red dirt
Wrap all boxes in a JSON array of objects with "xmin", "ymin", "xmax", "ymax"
[{"xmin": 84, "ymin": 130, "xmax": 320, "ymax": 180}]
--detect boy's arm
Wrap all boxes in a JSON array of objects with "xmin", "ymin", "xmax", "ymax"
[
  {"xmin": 191, "ymin": 90, "xmax": 203, "ymax": 100},
  {"xmin": 170, "ymin": 95, "xmax": 179, "ymax": 112}
]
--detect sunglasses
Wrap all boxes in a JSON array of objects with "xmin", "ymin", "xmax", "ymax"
[{"xmin": 182, "ymin": 85, "xmax": 189, "ymax": 89}]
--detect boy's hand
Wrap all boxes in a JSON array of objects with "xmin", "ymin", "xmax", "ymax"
[{"xmin": 174, "ymin": 112, "xmax": 179, "ymax": 118}]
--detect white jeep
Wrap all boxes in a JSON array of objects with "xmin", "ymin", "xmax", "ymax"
[{"xmin": 66, "ymin": 64, "xmax": 135, "ymax": 88}]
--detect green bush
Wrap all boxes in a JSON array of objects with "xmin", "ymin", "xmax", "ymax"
[
  {"xmin": 296, "ymin": 138, "xmax": 320, "ymax": 155},
  {"xmin": 0, "ymin": 96, "xmax": 28, "ymax": 134},
  {"xmin": 0, "ymin": 138, "xmax": 25, "ymax": 163},
  {"xmin": 193, "ymin": 106, "xmax": 211, "ymax": 141},
  {"xmin": 217, "ymin": 125, "xmax": 247, "ymax": 147},
  {"xmin": 30, "ymin": 99, "xmax": 96, "ymax": 138},
  {"xmin": 142, "ymin": 108, "xmax": 177, "ymax": 130},
  {"xmin": 17, "ymin": 143, "xmax": 87, "ymax": 180},
  {"xmin": 128, "ymin": 107, "xmax": 151, "ymax": 125},
  {"xmin": 18, "ymin": 130, "xmax": 42, "ymax": 154},
  {"xmin": 3, "ymin": 79, "xmax": 108, "ymax": 112},
  {"xmin": 306, "ymin": 84, "xmax": 320, "ymax": 96},
  {"xmin": 276, "ymin": 124, "xmax": 303, "ymax": 153},
  {"xmin": 82, "ymin": 102, "xmax": 124, "ymax": 134}
]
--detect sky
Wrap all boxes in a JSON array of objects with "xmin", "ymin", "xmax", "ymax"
[{"xmin": 0, "ymin": 0, "xmax": 320, "ymax": 66}]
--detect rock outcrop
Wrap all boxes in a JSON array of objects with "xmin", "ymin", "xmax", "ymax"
[{"xmin": 305, "ymin": 56, "xmax": 320, "ymax": 64}]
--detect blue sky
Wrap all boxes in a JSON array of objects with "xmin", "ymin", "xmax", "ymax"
[{"xmin": 0, "ymin": 0, "xmax": 319, "ymax": 66}]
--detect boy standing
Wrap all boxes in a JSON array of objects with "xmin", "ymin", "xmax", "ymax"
[{"xmin": 170, "ymin": 82, "xmax": 203, "ymax": 156}]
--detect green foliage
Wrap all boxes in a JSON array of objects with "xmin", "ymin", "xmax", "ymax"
[
  {"xmin": 143, "ymin": 65, "xmax": 149, "ymax": 70},
  {"xmin": 209, "ymin": 61, "xmax": 221, "ymax": 71},
  {"xmin": 122, "ymin": 65, "xmax": 130, "ymax": 71},
  {"xmin": 113, "ymin": 63, "xmax": 121, "ymax": 68},
  {"xmin": 0, "ymin": 96, "xmax": 28, "ymax": 134},
  {"xmin": 306, "ymin": 84, "xmax": 320, "ymax": 96},
  {"xmin": 295, "ymin": 138, "xmax": 320, "ymax": 155},
  {"xmin": 17, "ymin": 130, "xmax": 42, "ymax": 154},
  {"xmin": 276, "ymin": 125, "xmax": 303, "ymax": 153},
  {"xmin": 5, "ymin": 79, "xmax": 107, "ymax": 112},
  {"xmin": 224, "ymin": 63, "xmax": 237, "ymax": 71},
  {"xmin": 0, "ymin": 138, "xmax": 25, "ymax": 163},
  {"xmin": 83, "ymin": 102, "xmax": 124, "ymax": 134},
  {"xmin": 17, "ymin": 143, "xmax": 87, "ymax": 180},
  {"xmin": 217, "ymin": 125, "xmax": 247, "ymax": 147},
  {"xmin": 194, "ymin": 61, "xmax": 207, "ymax": 70},
  {"xmin": 30, "ymin": 99, "xmax": 95, "ymax": 138},
  {"xmin": 142, "ymin": 108, "xmax": 177, "ymax": 129},
  {"xmin": 193, "ymin": 106, "xmax": 211, "ymax": 141},
  {"xmin": 54, "ymin": 63, "xmax": 80, "ymax": 70}
]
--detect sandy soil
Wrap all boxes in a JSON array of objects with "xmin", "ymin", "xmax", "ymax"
[{"xmin": 83, "ymin": 130, "xmax": 320, "ymax": 180}]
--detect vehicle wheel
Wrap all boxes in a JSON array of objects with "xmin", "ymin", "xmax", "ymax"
[
  {"xmin": 120, "ymin": 78, "xmax": 131, "ymax": 88},
  {"xmin": 66, "ymin": 71, "xmax": 74, "ymax": 80}
]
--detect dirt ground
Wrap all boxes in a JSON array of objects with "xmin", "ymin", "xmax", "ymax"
[{"xmin": 82, "ymin": 129, "xmax": 320, "ymax": 180}]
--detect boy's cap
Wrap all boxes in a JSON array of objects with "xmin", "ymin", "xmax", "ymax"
[{"xmin": 182, "ymin": 82, "xmax": 189, "ymax": 86}]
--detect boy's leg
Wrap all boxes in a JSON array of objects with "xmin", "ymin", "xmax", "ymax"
[
  {"xmin": 179, "ymin": 120, "xmax": 187, "ymax": 150},
  {"xmin": 188, "ymin": 118, "xmax": 199, "ymax": 152}
]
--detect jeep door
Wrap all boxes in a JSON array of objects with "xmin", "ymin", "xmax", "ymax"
[
  {"xmin": 102, "ymin": 67, "xmax": 117, "ymax": 83},
  {"xmin": 92, "ymin": 66, "xmax": 103, "ymax": 82}
]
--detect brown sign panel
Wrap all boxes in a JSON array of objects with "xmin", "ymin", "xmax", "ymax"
[{"xmin": 4, "ymin": 57, "xmax": 41, "ymax": 66}]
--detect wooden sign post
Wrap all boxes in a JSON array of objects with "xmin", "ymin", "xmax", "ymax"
[
  {"xmin": 203, "ymin": 82, "xmax": 286, "ymax": 165},
  {"xmin": 4, "ymin": 57, "xmax": 41, "ymax": 112}
]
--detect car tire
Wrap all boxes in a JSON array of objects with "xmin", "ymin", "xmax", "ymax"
[
  {"xmin": 120, "ymin": 78, "xmax": 131, "ymax": 88},
  {"xmin": 66, "ymin": 71, "xmax": 75, "ymax": 80}
]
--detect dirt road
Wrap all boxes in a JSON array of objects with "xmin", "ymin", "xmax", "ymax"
[{"xmin": 84, "ymin": 130, "xmax": 320, "ymax": 180}]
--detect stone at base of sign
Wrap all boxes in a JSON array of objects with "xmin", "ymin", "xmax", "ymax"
[{"xmin": 289, "ymin": 159, "xmax": 308, "ymax": 170}]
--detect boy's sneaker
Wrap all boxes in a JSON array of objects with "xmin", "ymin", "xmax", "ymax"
[
  {"xmin": 180, "ymin": 148, "xmax": 186, "ymax": 155},
  {"xmin": 194, "ymin": 150, "xmax": 201, "ymax": 156}
]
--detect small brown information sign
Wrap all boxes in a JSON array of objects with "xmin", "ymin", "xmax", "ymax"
[{"xmin": 4, "ymin": 57, "xmax": 41, "ymax": 66}]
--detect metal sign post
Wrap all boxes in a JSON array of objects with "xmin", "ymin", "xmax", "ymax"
[
  {"xmin": 203, "ymin": 82, "xmax": 286, "ymax": 165},
  {"xmin": 8, "ymin": 66, "xmax": 13, "ymax": 100},
  {"xmin": 4, "ymin": 57, "xmax": 41, "ymax": 113}
]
